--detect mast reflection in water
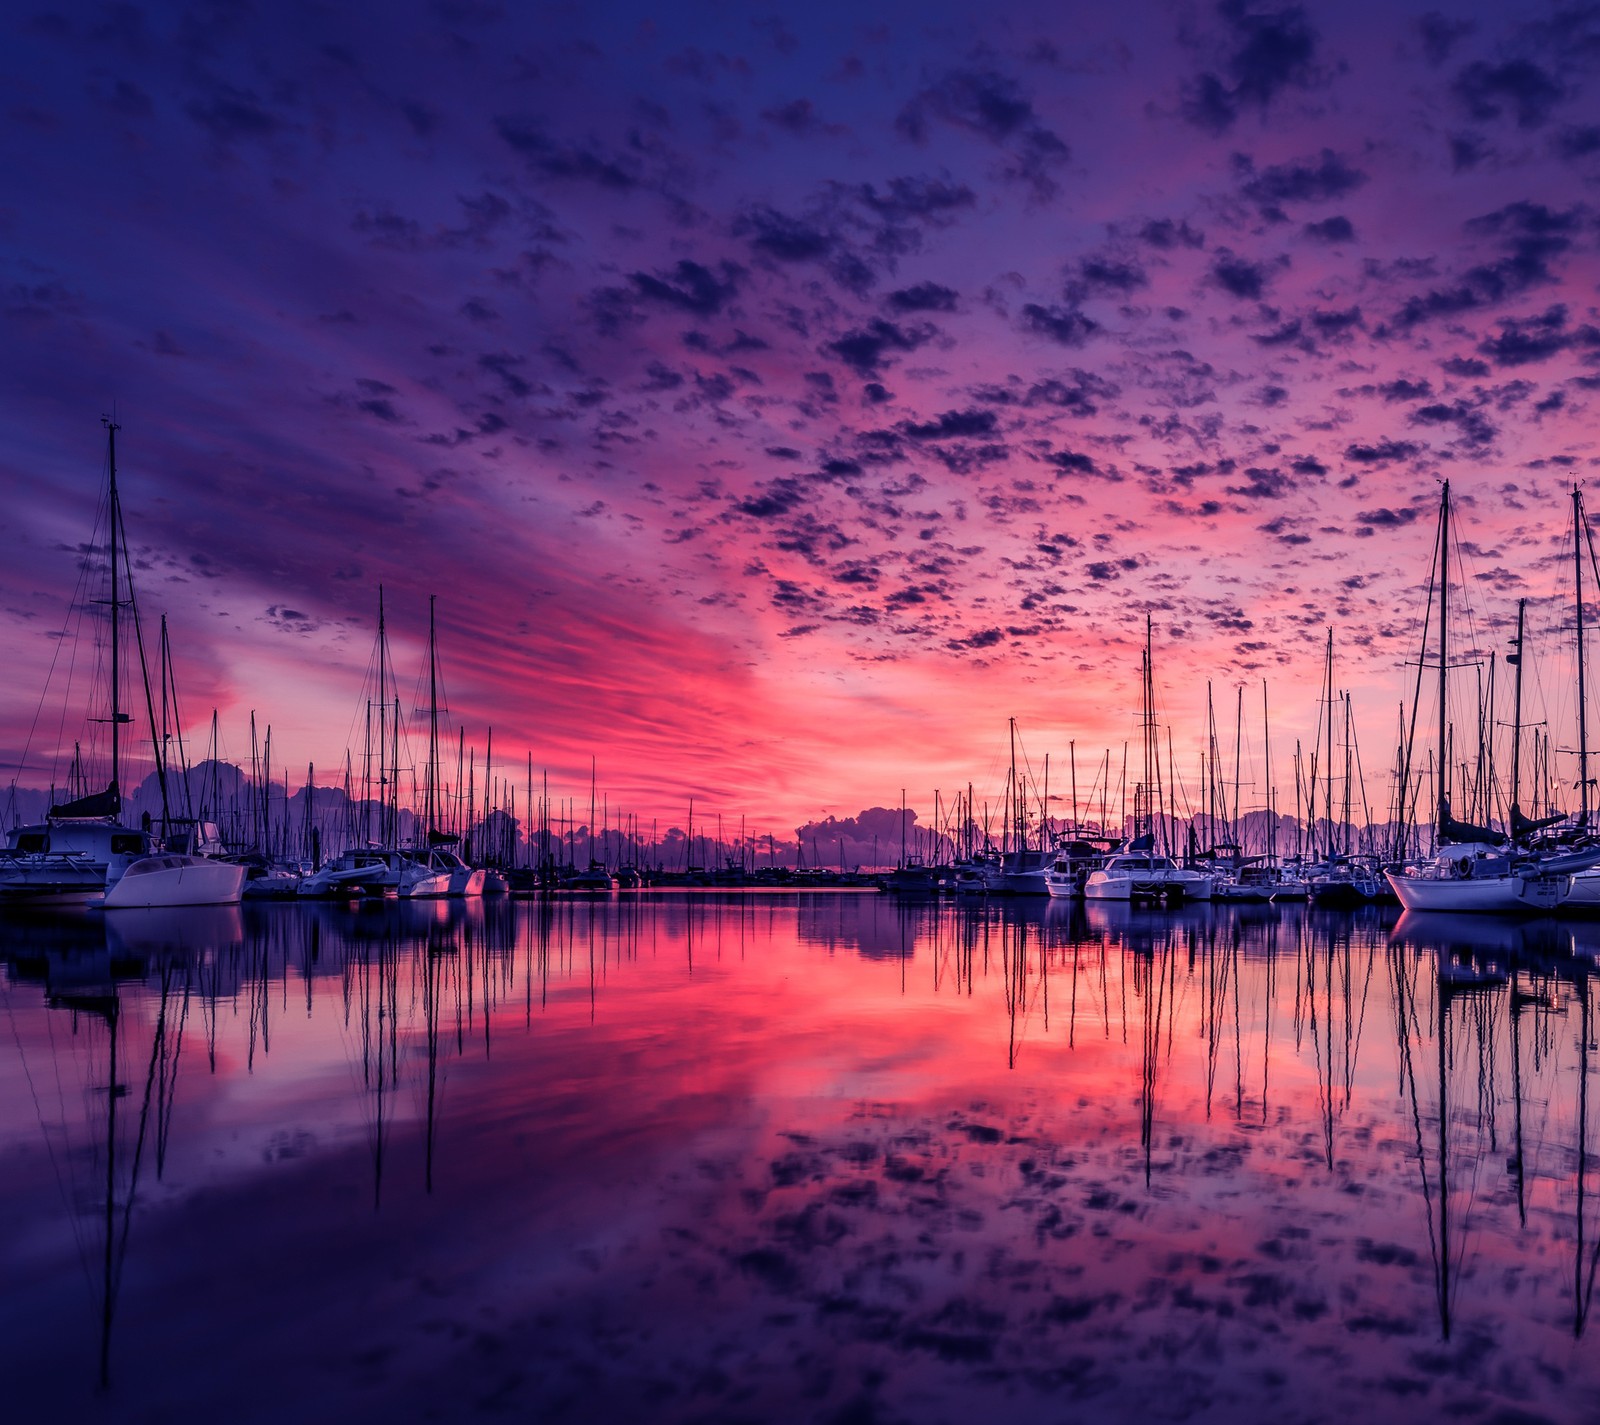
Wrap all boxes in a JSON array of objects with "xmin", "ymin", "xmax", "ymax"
[{"xmin": 4, "ymin": 896, "xmax": 1600, "ymax": 1422}]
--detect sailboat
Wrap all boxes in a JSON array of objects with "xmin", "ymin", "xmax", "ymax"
[
  {"xmin": 1387, "ymin": 483, "xmax": 1599, "ymax": 912},
  {"xmin": 1083, "ymin": 616, "xmax": 1213, "ymax": 903},
  {"xmin": 0, "ymin": 422, "xmax": 242, "ymax": 908}
]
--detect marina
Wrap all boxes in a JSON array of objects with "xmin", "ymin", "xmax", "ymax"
[{"xmin": 8, "ymin": 2, "xmax": 1600, "ymax": 1419}]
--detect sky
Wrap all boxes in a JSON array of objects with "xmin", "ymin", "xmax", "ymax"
[{"xmin": 4, "ymin": 0, "xmax": 1600, "ymax": 837}]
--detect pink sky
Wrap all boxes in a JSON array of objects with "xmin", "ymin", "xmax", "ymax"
[{"xmin": 4, "ymin": 1, "xmax": 1600, "ymax": 837}]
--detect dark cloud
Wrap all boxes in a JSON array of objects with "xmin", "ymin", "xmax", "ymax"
[
  {"xmin": 1236, "ymin": 148, "xmax": 1366, "ymax": 212},
  {"xmin": 1045, "ymin": 450, "xmax": 1099, "ymax": 476},
  {"xmin": 1418, "ymin": 13, "xmax": 1473, "ymax": 66},
  {"xmin": 825, "ymin": 319, "xmax": 936, "ymax": 375},
  {"xmin": 856, "ymin": 176, "xmax": 977, "ymax": 226},
  {"xmin": 1452, "ymin": 59, "xmax": 1564, "ymax": 129},
  {"xmin": 494, "ymin": 116, "xmax": 639, "ymax": 189},
  {"xmin": 1180, "ymin": 2, "xmax": 1321, "ymax": 135},
  {"xmin": 1477, "ymin": 304, "xmax": 1600, "ymax": 367},
  {"xmin": 1226, "ymin": 467, "xmax": 1292, "ymax": 498},
  {"xmin": 886, "ymin": 282, "xmax": 959, "ymax": 313},
  {"xmin": 1210, "ymin": 251, "xmax": 1271, "ymax": 300},
  {"xmin": 1302, "ymin": 214, "xmax": 1354, "ymax": 243},
  {"xmin": 1554, "ymin": 125, "xmax": 1600, "ymax": 158},
  {"xmin": 899, "ymin": 409, "xmax": 999, "ymax": 440},
  {"xmin": 1345, "ymin": 439, "xmax": 1422, "ymax": 464},
  {"xmin": 1138, "ymin": 217, "xmax": 1206, "ymax": 249},
  {"xmin": 739, "ymin": 204, "xmax": 834, "ymax": 262},
  {"xmin": 1450, "ymin": 132, "xmax": 1491, "ymax": 172},
  {"xmin": 1020, "ymin": 303, "xmax": 1100, "ymax": 346},
  {"xmin": 1064, "ymin": 256, "xmax": 1148, "ymax": 302},
  {"xmin": 735, "ymin": 477, "xmax": 810, "ymax": 520},
  {"xmin": 1388, "ymin": 200, "xmax": 1580, "ymax": 331},
  {"xmin": 1355, "ymin": 505, "xmax": 1422, "ymax": 527},
  {"xmin": 1379, "ymin": 378, "xmax": 1432, "ymax": 402},
  {"xmin": 948, "ymin": 627, "xmax": 1005, "ymax": 650},
  {"xmin": 629, "ymin": 260, "xmax": 741, "ymax": 316},
  {"xmin": 896, "ymin": 68, "xmax": 1069, "ymax": 200},
  {"xmin": 1309, "ymin": 306, "xmax": 1362, "ymax": 337},
  {"xmin": 1260, "ymin": 515, "xmax": 1310, "ymax": 544},
  {"xmin": 1409, "ymin": 400, "xmax": 1496, "ymax": 445}
]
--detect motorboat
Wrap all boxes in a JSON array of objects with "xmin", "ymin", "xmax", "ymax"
[
  {"xmin": 0, "ymin": 798, "xmax": 150, "ymax": 907},
  {"xmin": 427, "ymin": 844, "xmax": 486, "ymax": 896},
  {"xmin": 105, "ymin": 851, "xmax": 246, "ymax": 908},
  {"xmin": 1084, "ymin": 849, "xmax": 1214, "ymax": 902}
]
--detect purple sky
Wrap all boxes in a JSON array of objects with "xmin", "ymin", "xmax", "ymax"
[{"xmin": 4, "ymin": 0, "xmax": 1600, "ymax": 832}]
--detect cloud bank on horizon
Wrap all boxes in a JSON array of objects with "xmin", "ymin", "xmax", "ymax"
[{"xmin": 3, "ymin": 0, "xmax": 1600, "ymax": 826}]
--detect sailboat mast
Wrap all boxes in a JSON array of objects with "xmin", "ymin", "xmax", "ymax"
[
  {"xmin": 1437, "ymin": 482, "xmax": 1451, "ymax": 839},
  {"xmin": 376, "ymin": 586, "xmax": 387, "ymax": 843},
  {"xmin": 1008, "ymin": 717, "xmax": 1019, "ymax": 855},
  {"xmin": 1233, "ymin": 682, "xmax": 1244, "ymax": 852},
  {"xmin": 1324, "ymin": 628, "xmax": 1334, "ymax": 861},
  {"xmin": 1143, "ymin": 614, "xmax": 1154, "ymax": 838},
  {"xmin": 427, "ymin": 594, "xmax": 438, "ymax": 834},
  {"xmin": 1511, "ymin": 597, "xmax": 1526, "ymax": 832},
  {"xmin": 1576, "ymin": 486, "xmax": 1591, "ymax": 826},
  {"xmin": 106, "ymin": 419, "xmax": 123, "ymax": 799}
]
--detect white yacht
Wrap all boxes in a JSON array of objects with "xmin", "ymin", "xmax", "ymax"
[
  {"xmin": 1084, "ymin": 850, "xmax": 1213, "ymax": 902},
  {"xmin": 427, "ymin": 845, "xmax": 487, "ymax": 896},
  {"xmin": 0, "ymin": 796, "xmax": 149, "ymax": 907},
  {"xmin": 105, "ymin": 852, "xmax": 246, "ymax": 908},
  {"xmin": 1043, "ymin": 860, "xmax": 1077, "ymax": 898}
]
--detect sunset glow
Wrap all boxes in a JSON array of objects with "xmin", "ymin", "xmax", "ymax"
[{"xmin": 5, "ymin": 1, "xmax": 1600, "ymax": 833}]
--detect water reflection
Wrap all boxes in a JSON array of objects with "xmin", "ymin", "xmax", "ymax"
[{"xmin": 4, "ymin": 895, "xmax": 1600, "ymax": 1421}]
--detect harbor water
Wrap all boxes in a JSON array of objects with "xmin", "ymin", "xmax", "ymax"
[{"xmin": 2, "ymin": 894, "xmax": 1598, "ymax": 1424}]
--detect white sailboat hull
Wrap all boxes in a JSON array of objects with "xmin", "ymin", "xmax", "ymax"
[
  {"xmin": 104, "ymin": 856, "xmax": 246, "ymax": 908},
  {"xmin": 1385, "ymin": 868, "xmax": 1567, "ymax": 914}
]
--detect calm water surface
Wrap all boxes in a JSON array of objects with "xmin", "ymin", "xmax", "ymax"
[{"xmin": 3, "ymin": 894, "xmax": 1600, "ymax": 1424}]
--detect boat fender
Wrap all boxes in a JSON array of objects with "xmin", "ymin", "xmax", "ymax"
[{"xmin": 1458, "ymin": 856, "xmax": 1472, "ymax": 878}]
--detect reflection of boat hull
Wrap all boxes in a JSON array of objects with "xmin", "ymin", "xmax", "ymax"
[
  {"xmin": 104, "ymin": 855, "xmax": 245, "ymax": 908},
  {"xmin": 102, "ymin": 903, "xmax": 246, "ymax": 954}
]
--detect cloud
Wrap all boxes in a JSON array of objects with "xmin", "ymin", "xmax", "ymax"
[
  {"xmin": 1344, "ymin": 439, "xmax": 1422, "ymax": 464},
  {"xmin": 897, "ymin": 68, "xmax": 1069, "ymax": 200},
  {"xmin": 886, "ymin": 282, "xmax": 959, "ymax": 313},
  {"xmin": 1477, "ymin": 304, "xmax": 1600, "ymax": 367},
  {"xmin": 1210, "ymin": 251, "xmax": 1272, "ymax": 300},
  {"xmin": 1020, "ymin": 303, "xmax": 1100, "ymax": 346},
  {"xmin": 629, "ymin": 260, "xmax": 742, "ymax": 316},
  {"xmin": 1452, "ymin": 59, "xmax": 1564, "ymax": 129},
  {"xmin": 825, "ymin": 319, "xmax": 937, "ymax": 375},
  {"xmin": 1236, "ymin": 148, "xmax": 1366, "ymax": 212},
  {"xmin": 1180, "ymin": 2, "xmax": 1321, "ymax": 134},
  {"xmin": 1302, "ymin": 214, "xmax": 1354, "ymax": 243},
  {"xmin": 1387, "ymin": 199, "xmax": 1580, "ymax": 330},
  {"xmin": 494, "ymin": 116, "xmax": 640, "ymax": 189},
  {"xmin": 857, "ymin": 176, "xmax": 977, "ymax": 226},
  {"xmin": 899, "ymin": 409, "xmax": 999, "ymax": 440}
]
